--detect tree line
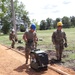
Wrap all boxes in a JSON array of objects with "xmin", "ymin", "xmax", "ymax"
[
  {"xmin": 0, "ymin": 0, "xmax": 30, "ymax": 34},
  {"xmin": 39, "ymin": 16, "xmax": 75, "ymax": 30},
  {"xmin": 0, "ymin": 0, "xmax": 75, "ymax": 34}
]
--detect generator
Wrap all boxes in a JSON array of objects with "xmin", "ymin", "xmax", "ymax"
[{"xmin": 30, "ymin": 49, "xmax": 48, "ymax": 71}]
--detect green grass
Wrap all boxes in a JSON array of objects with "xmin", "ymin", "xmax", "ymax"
[
  {"xmin": 0, "ymin": 28, "xmax": 75, "ymax": 51},
  {"xmin": 0, "ymin": 28, "xmax": 75, "ymax": 61},
  {"xmin": 0, "ymin": 28, "xmax": 75, "ymax": 60}
]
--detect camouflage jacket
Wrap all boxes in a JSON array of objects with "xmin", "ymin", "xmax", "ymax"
[
  {"xmin": 23, "ymin": 30, "xmax": 38, "ymax": 44},
  {"xmin": 9, "ymin": 32, "xmax": 17, "ymax": 40},
  {"xmin": 52, "ymin": 29, "xmax": 67, "ymax": 45}
]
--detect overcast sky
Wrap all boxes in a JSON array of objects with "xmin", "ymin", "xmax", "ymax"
[{"xmin": 18, "ymin": 0, "xmax": 75, "ymax": 23}]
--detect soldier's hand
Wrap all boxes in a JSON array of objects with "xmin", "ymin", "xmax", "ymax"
[
  {"xmin": 25, "ymin": 39, "xmax": 27, "ymax": 42},
  {"xmin": 53, "ymin": 42, "xmax": 55, "ymax": 45},
  {"xmin": 15, "ymin": 38, "xmax": 18, "ymax": 42},
  {"xmin": 64, "ymin": 43, "xmax": 67, "ymax": 47}
]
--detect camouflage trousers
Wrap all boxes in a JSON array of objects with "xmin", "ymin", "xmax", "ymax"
[
  {"xmin": 11, "ymin": 39, "xmax": 15, "ymax": 48},
  {"xmin": 25, "ymin": 43, "xmax": 35, "ymax": 64},
  {"xmin": 55, "ymin": 44, "xmax": 64, "ymax": 61}
]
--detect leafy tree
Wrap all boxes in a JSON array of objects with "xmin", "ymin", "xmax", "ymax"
[
  {"xmin": 39, "ymin": 20, "xmax": 46, "ymax": 30},
  {"xmin": 56, "ymin": 18, "xmax": 60, "ymax": 22},
  {"xmin": 14, "ymin": 0, "xmax": 28, "ymax": 20},
  {"xmin": 0, "ymin": 0, "xmax": 7, "ymax": 18},
  {"xmin": 22, "ymin": 15, "xmax": 30, "ymax": 27},
  {"xmin": 70, "ymin": 16, "xmax": 75, "ymax": 27},
  {"xmin": 1, "ymin": 17, "xmax": 10, "ymax": 34},
  {"xmin": 52, "ymin": 20, "xmax": 56, "ymax": 28},
  {"xmin": 0, "ymin": 0, "xmax": 30, "ymax": 34},
  {"xmin": 31, "ymin": 19, "xmax": 39, "ymax": 30},
  {"xmin": 52, "ymin": 18, "xmax": 60, "ymax": 28},
  {"xmin": 20, "ymin": 25, "xmax": 25, "ymax": 32},
  {"xmin": 62, "ymin": 16, "xmax": 71, "ymax": 28},
  {"xmin": 3, "ymin": 0, "xmax": 29, "ymax": 26},
  {"xmin": 46, "ymin": 18, "xmax": 52, "ymax": 29}
]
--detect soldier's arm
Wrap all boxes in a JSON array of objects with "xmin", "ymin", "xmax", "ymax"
[
  {"xmin": 63, "ymin": 32, "xmax": 67, "ymax": 47},
  {"xmin": 23, "ymin": 32, "xmax": 27, "ymax": 42},
  {"xmin": 35, "ymin": 33, "xmax": 38, "ymax": 41},
  {"xmin": 63, "ymin": 32, "xmax": 67, "ymax": 43},
  {"xmin": 52, "ymin": 32, "xmax": 55, "ymax": 44},
  {"xmin": 9, "ymin": 33, "xmax": 12, "ymax": 40},
  {"xmin": 34, "ymin": 33, "xmax": 38, "ymax": 48},
  {"xmin": 15, "ymin": 34, "xmax": 18, "ymax": 42}
]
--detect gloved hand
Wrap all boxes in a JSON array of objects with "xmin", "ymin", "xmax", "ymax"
[
  {"xmin": 15, "ymin": 38, "xmax": 18, "ymax": 42},
  {"xmin": 53, "ymin": 42, "xmax": 55, "ymax": 45},
  {"xmin": 64, "ymin": 43, "xmax": 67, "ymax": 47}
]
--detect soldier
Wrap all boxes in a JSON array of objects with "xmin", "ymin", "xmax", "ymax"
[
  {"xmin": 9, "ymin": 29, "xmax": 17, "ymax": 48},
  {"xmin": 52, "ymin": 22, "xmax": 67, "ymax": 61},
  {"xmin": 23, "ymin": 24, "xmax": 38, "ymax": 64}
]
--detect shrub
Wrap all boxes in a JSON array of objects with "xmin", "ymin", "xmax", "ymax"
[
  {"xmin": 20, "ymin": 25, "xmax": 26, "ymax": 32},
  {"xmin": 1, "ymin": 19, "xmax": 10, "ymax": 34}
]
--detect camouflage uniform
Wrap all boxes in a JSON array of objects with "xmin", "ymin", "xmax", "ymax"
[
  {"xmin": 9, "ymin": 31, "xmax": 17, "ymax": 48},
  {"xmin": 23, "ymin": 30, "xmax": 38, "ymax": 64},
  {"xmin": 52, "ymin": 29, "xmax": 67, "ymax": 61}
]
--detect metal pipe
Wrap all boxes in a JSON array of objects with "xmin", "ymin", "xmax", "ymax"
[{"xmin": 48, "ymin": 65, "xmax": 70, "ymax": 75}]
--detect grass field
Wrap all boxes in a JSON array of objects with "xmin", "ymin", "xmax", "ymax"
[
  {"xmin": 0, "ymin": 28, "xmax": 75, "ymax": 68},
  {"xmin": 0, "ymin": 28, "xmax": 75, "ymax": 51}
]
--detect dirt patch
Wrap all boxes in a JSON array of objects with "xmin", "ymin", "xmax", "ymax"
[
  {"xmin": 45, "ymin": 50, "xmax": 75, "ymax": 71},
  {"xmin": 16, "ymin": 46, "xmax": 75, "ymax": 71},
  {"xmin": 0, "ymin": 44, "xmax": 62, "ymax": 75}
]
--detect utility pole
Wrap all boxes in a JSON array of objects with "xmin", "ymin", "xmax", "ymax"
[{"xmin": 11, "ymin": 0, "xmax": 16, "ymax": 35}]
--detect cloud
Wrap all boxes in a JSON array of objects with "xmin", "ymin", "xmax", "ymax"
[
  {"xmin": 29, "ymin": 12, "xmax": 35, "ymax": 15},
  {"xmin": 52, "ymin": 5, "xmax": 58, "ymax": 8},
  {"xmin": 52, "ymin": 10, "xmax": 60, "ymax": 13},
  {"xmin": 42, "ymin": 4, "xmax": 52, "ymax": 9},
  {"xmin": 42, "ymin": 4, "xmax": 58, "ymax": 10},
  {"xmin": 63, "ymin": 1, "xmax": 71, "ymax": 4},
  {"xmin": 18, "ymin": 0, "xmax": 75, "ymax": 23}
]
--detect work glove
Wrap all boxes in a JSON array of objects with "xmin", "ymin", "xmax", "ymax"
[
  {"xmin": 15, "ymin": 38, "xmax": 18, "ymax": 42},
  {"xmin": 64, "ymin": 43, "xmax": 67, "ymax": 47},
  {"xmin": 53, "ymin": 42, "xmax": 55, "ymax": 45}
]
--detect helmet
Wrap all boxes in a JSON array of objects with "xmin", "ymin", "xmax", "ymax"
[
  {"xmin": 57, "ymin": 22, "xmax": 63, "ymax": 26},
  {"xmin": 30, "ymin": 24, "xmax": 36, "ymax": 30}
]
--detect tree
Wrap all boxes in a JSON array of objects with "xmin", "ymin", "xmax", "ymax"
[
  {"xmin": 62, "ymin": 16, "xmax": 71, "ymax": 28},
  {"xmin": 0, "ymin": 0, "xmax": 7, "ymax": 18},
  {"xmin": 22, "ymin": 15, "xmax": 30, "ymax": 27},
  {"xmin": 52, "ymin": 20, "xmax": 57, "ymax": 28},
  {"xmin": 1, "ymin": 17, "xmax": 10, "ymax": 34},
  {"xmin": 0, "ymin": 0, "xmax": 29, "ymax": 34},
  {"xmin": 11, "ymin": 0, "xmax": 16, "ymax": 35},
  {"xmin": 46, "ymin": 18, "xmax": 52, "ymax": 29},
  {"xmin": 39, "ymin": 20, "xmax": 46, "ymax": 30},
  {"xmin": 31, "ymin": 19, "xmax": 39, "ymax": 30},
  {"xmin": 20, "ymin": 25, "xmax": 26, "ymax": 32},
  {"xmin": 52, "ymin": 18, "xmax": 60, "ymax": 28},
  {"xmin": 70, "ymin": 16, "xmax": 75, "ymax": 27}
]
